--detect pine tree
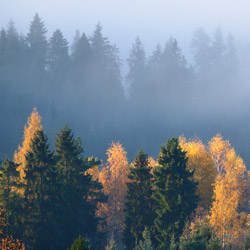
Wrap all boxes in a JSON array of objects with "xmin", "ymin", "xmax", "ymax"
[
  {"xmin": 191, "ymin": 27, "xmax": 212, "ymax": 73},
  {"xmin": 48, "ymin": 29, "xmax": 69, "ymax": 79},
  {"xmin": 123, "ymin": 150, "xmax": 154, "ymax": 250},
  {"xmin": 26, "ymin": 13, "xmax": 48, "ymax": 79},
  {"xmin": 136, "ymin": 227, "xmax": 154, "ymax": 250},
  {"xmin": 0, "ymin": 157, "xmax": 20, "ymax": 235},
  {"xmin": 153, "ymin": 137, "xmax": 198, "ymax": 249},
  {"xmin": 22, "ymin": 129, "xmax": 56, "ymax": 250},
  {"xmin": 126, "ymin": 36, "xmax": 146, "ymax": 100},
  {"xmin": 55, "ymin": 124, "xmax": 105, "ymax": 249},
  {"xmin": 105, "ymin": 237, "xmax": 117, "ymax": 250},
  {"xmin": 179, "ymin": 220, "xmax": 222, "ymax": 250},
  {"xmin": 70, "ymin": 236, "xmax": 93, "ymax": 250}
]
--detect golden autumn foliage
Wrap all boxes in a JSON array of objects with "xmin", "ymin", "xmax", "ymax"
[
  {"xmin": 0, "ymin": 209, "xmax": 25, "ymax": 250},
  {"xmin": 179, "ymin": 136, "xmax": 216, "ymax": 210},
  {"xmin": 14, "ymin": 108, "xmax": 43, "ymax": 181},
  {"xmin": 208, "ymin": 134, "xmax": 248, "ymax": 249},
  {"xmin": 98, "ymin": 142, "xmax": 129, "ymax": 243},
  {"xmin": 148, "ymin": 156, "xmax": 158, "ymax": 175},
  {"xmin": 208, "ymin": 133, "xmax": 231, "ymax": 174}
]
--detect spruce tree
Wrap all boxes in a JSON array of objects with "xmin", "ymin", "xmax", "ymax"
[
  {"xmin": 26, "ymin": 13, "xmax": 48, "ymax": 79},
  {"xmin": 55, "ymin": 124, "xmax": 105, "ymax": 249},
  {"xmin": 0, "ymin": 157, "xmax": 20, "ymax": 236},
  {"xmin": 105, "ymin": 237, "xmax": 117, "ymax": 250},
  {"xmin": 123, "ymin": 150, "xmax": 154, "ymax": 250},
  {"xmin": 22, "ymin": 129, "xmax": 56, "ymax": 250},
  {"xmin": 136, "ymin": 227, "xmax": 154, "ymax": 250},
  {"xmin": 48, "ymin": 29, "xmax": 69, "ymax": 79},
  {"xmin": 70, "ymin": 236, "xmax": 93, "ymax": 250},
  {"xmin": 153, "ymin": 137, "xmax": 198, "ymax": 249}
]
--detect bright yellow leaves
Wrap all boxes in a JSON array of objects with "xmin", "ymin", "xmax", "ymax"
[
  {"xmin": 179, "ymin": 136, "xmax": 216, "ymax": 210},
  {"xmin": 208, "ymin": 133, "xmax": 231, "ymax": 174},
  {"xmin": 208, "ymin": 134, "xmax": 248, "ymax": 249},
  {"xmin": 180, "ymin": 134, "xmax": 249, "ymax": 249},
  {"xmin": 98, "ymin": 142, "xmax": 129, "ymax": 242},
  {"xmin": 14, "ymin": 108, "xmax": 42, "ymax": 181}
]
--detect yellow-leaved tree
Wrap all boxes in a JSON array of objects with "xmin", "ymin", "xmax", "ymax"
[
  {"xmin": 208, "ymin": 134, "xmax": 248, "ymax": 249},
  {"xmin": 98, "ymin": 142, "xmax": 129, "ymax": 245},
  {"xmin": 14, "ymin": 108, "xmax": 43, "ymax": 181},
  {"xmin": 179, "ymin": 135, "xmax": 216, "ymax": 210}
]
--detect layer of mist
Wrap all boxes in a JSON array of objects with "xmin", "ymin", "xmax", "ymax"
[{"xmin": 0, "ymin": 14, "xmax": 250, "ymax": 166}]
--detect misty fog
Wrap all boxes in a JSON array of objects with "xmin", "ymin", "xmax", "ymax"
[{"xmin": 0, "ymin": 5, "xmax": 250, "ymax": 167}]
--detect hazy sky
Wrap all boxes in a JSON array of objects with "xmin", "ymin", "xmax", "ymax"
[{"xmin": 1, "ymin": 0, "xmax": 250, "ymax": 59}]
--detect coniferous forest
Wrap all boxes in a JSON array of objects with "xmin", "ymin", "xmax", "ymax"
[{"xmin": 1, "ymin": 13, "xmax": 250, "ymax": 249}]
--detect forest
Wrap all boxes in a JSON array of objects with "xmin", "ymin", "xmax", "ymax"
[{"xmin": 1, "ymin": 13, "xmax": 250, "ymax": 249}]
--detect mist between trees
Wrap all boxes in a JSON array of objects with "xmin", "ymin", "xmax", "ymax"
[{"xmin": 0, "ymin": 13, "xmax": 250, "ymax": 168}]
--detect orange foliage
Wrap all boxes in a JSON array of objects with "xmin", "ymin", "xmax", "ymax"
[
  {"xmin": 179, "ymin": 135, "xmax": 216, "ymax": 210},
  {"xmin": 14, "ymin": 108, "xmax": 42, "ymax": 182},
  {"xmin": 208, "ymin": 134, "xmax": 248, "ymax": 249},
  {"xmin": 208, "ymin": 133, "xmax": 230, "ymax": 174},
  {"xmin": 98, "ymin": 142, "xmax": 129, "ymax": 242}
]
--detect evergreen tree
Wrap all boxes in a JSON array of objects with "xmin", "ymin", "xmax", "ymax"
[
  {"xmin": 0, "ymin": 157, "xmax": 20, "ymax": 236},
  {"xmin": 191, "ymin": 27, "xmax": 212, "ymax": 74},
  {"xmin": 48, "ymin": 29, "xmax": 69, "ymax": 79},
  {"xmin": 70, "ymin": 236, "xmax": 93, "ymax": 250},
  {"xmin": 55, "ymin": 124, "xmax": 105, "ymax": 249},
  {"xmin": 105, "ymin": 237, "xmax": 117, "ymax": 250},
  {"xmin": 123, "ymin": 150, "xmax": 154, "ymax": 250},
  {"xmin": 179, "ymin": 221, "xmax": 222, "ymax": 250},
  {"xmin": 26, "ymin": 13, "xmax": 48, "ymax": 78},
  {"xmin": 90, "ymin": 23, "xmax": 123, "ymax": 109},
  {"xmin": 136, "ymin": 227, "xmax": 154, "ymax": 250},
  {"xmin": 90, "ymin": 22, "xmax": 110, "ymax": 64},
  {"xmin": 126, "ymin": 36, "xmax": 146, "ymax": 99},
  {"xmin": 153, "ymin": 137, "xmax": 198, "ymax": 249},
  {"xmin": 22, "ymin": 129, "xmax": 56, "ymax": 250}
]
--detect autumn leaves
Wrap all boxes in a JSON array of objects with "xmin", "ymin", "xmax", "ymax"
[
  {"xmin": 2, "ymin": 108, "xmax": 250, "ymax": 249},
  {"xmin": 180, "ymin": 134, "xmax": 249, "ymax": 249}
]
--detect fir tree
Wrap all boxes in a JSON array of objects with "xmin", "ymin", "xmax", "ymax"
[
  {"xmin": 22, "ymin": 129, "xmax": 56, "ymax": 250},
  {"xmin": 70, "ymin": 236, "xmax": 93, "ymax": 250},
  {"xmin": 136, "ymin": 227, "xmax": 154, "ymax": 250},
  {"xmin": 105, "ymin": 237, "xmax": 117, "ymax": 250},
  {"xmin": 26, "ymin": 13, "xmax": 48, "ymax": 79},
  {"xmin": 123, "ymin": 150, "xmax": 154, "ymax": 250},
  {"xmin": 0, "ymin": 157, "xmax": 20, "ymax": 236},
  {"xmin": 179, "ymin": 221, "xmax": 222, "ymax": 250},
  {"xmin": 55, "ymin": 124, "xmax": 105, "ymax": 249},
  {"xmin": 153, "ymin": 137, "xmax": 198, "ymax": 249},
  {"xmin": 48, "ymin": 29, "xmax": 69, "ymax": 79}
]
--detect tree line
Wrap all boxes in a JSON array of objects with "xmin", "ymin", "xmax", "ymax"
[
  {"xmin": 1, "ymin": 108, "xmax": 250, "ymax": 250},
  {"xmin": 0, "ymin": 13, "xmax": 250, "ymax": 168}
]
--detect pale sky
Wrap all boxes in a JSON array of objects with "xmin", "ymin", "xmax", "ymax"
[{"xmin": 1, "ymin": 0, "xmax": 250, "ymax": 59}]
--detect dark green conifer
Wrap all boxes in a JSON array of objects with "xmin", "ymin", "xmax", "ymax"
[
  {"xmin": 153, "ymin": 137, "xmax": 198, "ymax": 249},
  {"xmin": 123, "ymin": 150, "xmax": 154, "ymax": 250},
  {"xmin": 0, "ymin": 157, "xmax": 20, "ymax": 236},
  {"xmin": 55, "ymin": 124, "xmax": 106, "ymax": 249},
  {"xmin": 22, "ymin": 129, "xmax": 56, "ymax": 250},
  {"xmin": 70, "ymin": 236, "xmax": 93, "ymax": 250}
]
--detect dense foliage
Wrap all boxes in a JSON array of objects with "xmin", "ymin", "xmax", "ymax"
[{"xmin": 0, "ymin": 109, "xmax": 250, "ymax": 249}]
